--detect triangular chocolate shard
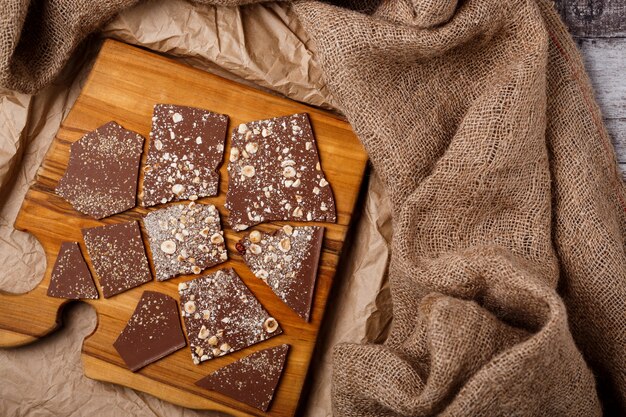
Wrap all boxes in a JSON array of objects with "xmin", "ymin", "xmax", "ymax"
[
  {"xmin": 47, "ymin": 242, "xmax": 98, "ymax": 299},
  {"xmin": 178, "ymin": 268, "xmax": 282, "ymax": 365},
  {"xmin": 196, "ymin": 344, "xmax": 289, "ymax": 411},
  {"xmin": 113, "ymin": 291, "xmax": 186, "ymax": 372},
  {"xmin": 225, "ymin": 113, "xmax": 336, "ymax": 231},
  {"xmin": 239, "ymin": 226, "xmax": 324, "ymax": 321},
  {"xmin": 56, "ymin": 121, "xmax": 144, "ymax": 219}
]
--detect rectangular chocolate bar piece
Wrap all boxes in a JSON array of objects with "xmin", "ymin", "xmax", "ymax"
[{"xmin": 142, "ymin": 104, "xmax": 228, "ymax": 207}]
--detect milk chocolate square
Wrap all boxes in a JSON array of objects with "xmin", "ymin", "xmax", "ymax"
[
  {"xmin": 56, "ymin": 121, "xmax": 144, "ymax": 219},
  {"xmin": 239, "ymin": 226, "xmax": 323, "ymax": 321},
  {"xmin": 196, "ymin": 344, "xmax": 289, "ymax": 411},
  {"xmin": 178, "ymin": 268, "xmax": 282, "ymax": 364},
  {"xmin": 142, "ymin": 104, "xmax": 228, "ymax": 207},
  {"xmin": 143, "ymin": 202, "xmax": 228, "ymax": 281},
  {"xmin": 225, "ymin": 113, "xmax": 336, "ymax": 230},
  {"xmin": 113, "ymin": 291, "xmax": 186, "ymax": 372},
  {"xmin": 47, "ymin": 242, "xmax": 98, "ymax": 299},
  {"xmin": 82, "ymin": 221, "xmax": 152, "ymax": 298}
]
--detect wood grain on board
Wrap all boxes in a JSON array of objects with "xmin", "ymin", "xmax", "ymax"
[{"xmin": 0, "ymin": 39, "xmax": 368, "ymax": 417}]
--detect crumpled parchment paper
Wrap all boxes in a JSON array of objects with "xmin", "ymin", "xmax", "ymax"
[{"xmin": 0, "ymin": 1, "xmax": 391, "ymax": 416}]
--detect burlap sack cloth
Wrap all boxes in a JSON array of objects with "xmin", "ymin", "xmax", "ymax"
[{"xmin": 2, "ymin": 0, "xmax": 625, "ymax": 416}]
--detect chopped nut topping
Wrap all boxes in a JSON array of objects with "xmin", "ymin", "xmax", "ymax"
[
  {"xmin": 263, "ymin": 317, "xmax": 279, "ymax": 333},
  {"xmin": 172, "ymin": 112, "xmax": 183, "ymax": 123},
  {"xmin": 249, "ymin": 230, "xmax": 262, "ymax": 243},
  {"xmin": 184, "ymin": 300, "xmax": 196, "ymax": 314},
  {"xmin": 283, "ymin": 166, "xmax": 296, "ymax": 178},
  {"xmin": 210, "ymin": 233, "xmax": 224, "ymax": 244},
  {"xmin": 245, "ymin": 142, "xmax": 258, "ymax": 154},
  {"xmin": 220, "ymin": 343, "xmax": 231, "ymax": 352},
  {"xmin": 292, "ymin": 207, "xmax": 303, "ymax": 217},
  {"xmin": 319, "ymin": 178, "xmax": 329, "ymax": 187},
  {"xmin": 178, "ymin": 282, "xmax": 188, "ymax": 291},
  {"xmin": 208, "ymin": 335, "xmax": 218, "ymax": 346},
  {"xmin": 279, "ymin": 237, "xmax": 291, "ymax": 252},
  {"xmin": 282, "ymin": 225, "xmax": 293, "ymax": 235},
  {"xmin": 198, "ymin": 325, "xmax": 210, "ymax": 339},
  {"xmin": 230, "ymin": 147, "xmax": 240, "ymax": 162},
  {"xmin": 154, "ymin": 139, "xmax": 163, "ymax": 151},
  {"xmin": 249, "ymin": 243, "xmax": 262, "ymax": 255},
  {"xmin": 160, "ymin": 240, "xmax": 177, "ymax": 254},
  {"xmin": 192, "ymin": 265, "xmax": 202, "ymax": 274},
  {"xmin": 172, "ymin": 184, "xmax": 185, "ymax": 195},
  {"xmin": 242, "ymin": 165, "xmax": 256, "ymax": 178},
  {"xmin": 238, "ymin": 123, "xmax": 248, "ymax": 134}
]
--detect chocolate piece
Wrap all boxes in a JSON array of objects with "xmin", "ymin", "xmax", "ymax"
[
  {"xmin": 178, "ymin": 268, "xmax": 282, "ymax": 364},
  {"xmin": 143, "ymin": 202, "xmax": 228, "ymax": 281},
  {"xmin": 47, "ymin": 242, "xmax": 98, "ymax": 299},
  {"xmin": 82, "ymin": 221, "xmax": 152, "ymax": 298},
  {"xmin": 240, "ymin": 226, "xmax": 323, "ymax": 321},
  {"xmin": 113, "ymin": 291, "xmax": 187, "ymax": 371},
  {"xmin": 56, "ymin": 121, "xmax": 144, "ymax": 219},
  {"xmin": 196, "ymin": 344, "xmax": 289, "ymax": 411},
  {"xmin": 225, "ymin": 113, "xmax": 336, "ymax": 230},
  {"xmin": 142, "ymin": 104, "xmax": 228, "ymax": 207}
]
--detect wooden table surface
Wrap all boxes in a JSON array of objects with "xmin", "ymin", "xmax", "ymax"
[{"xmin": 554, "ymin": 0, "xmax": 626, "ymax": 178}]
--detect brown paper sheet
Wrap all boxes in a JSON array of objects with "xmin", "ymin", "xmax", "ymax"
[{"xmin": 0, "ymin": 1, "xmax": 390, "ymax": 416}]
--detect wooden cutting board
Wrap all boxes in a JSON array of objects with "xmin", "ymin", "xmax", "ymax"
[{"xmin": 0, "ymin": 40, "xmax": 367, "ymax": 417}]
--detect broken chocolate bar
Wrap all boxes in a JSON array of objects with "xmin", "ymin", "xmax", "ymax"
[
  {"xmin": 225, "ymin": 113, "xmax": 336, "ymax": 230},
  {"xmin": 143, "ymin": 202, "xmax": 228, "ymax": 281},
  {"xmin": 196, "ymin": 344, "xmax": 289, "ymax": 411},
  {"xmin": 239, "ymin": 225, "xmax": 324, "ymax": 321},
  {"xmin": 142, "ymin": 104, "xmax": 228, "ymax": 207},
  {"xmin": 56, "ymin": 121, "xmax": 144, "ymax": 219},
  {"xmin": 113, "ymin": 291, "xmax": 186, "ymax": 371},
  {"xmin": 47, "ymin": 242, "xmax": 98, "ymax": 299},
  {"xmin": 82, "ymin": 221, "xmax": 152, "ymax": 298},
  {"xmin": 178, "ymin": 268, "xmax": 282, "ymax": 365}
]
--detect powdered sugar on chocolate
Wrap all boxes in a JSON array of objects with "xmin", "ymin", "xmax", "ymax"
[
  {"xmin": 143, "ymin": 202, "xmax": 227, "ymax": 281},
  {"xmin": 225, "ymin": 113, "xmax": 336, "ymax": 230},
  {"xmin": 195, "ymin": 344, "xmax": 289, "ymax": 411},
  {"xmin": 178, "ymin": 268, "xmax": 282, "ymax": 365},
  {"xmin": 142, "ymin": 104, "xmax": 228, "ymax": 207},
  {"xmin": 82, "ymin": 221, "xmax": 152, "ymax": 298}
]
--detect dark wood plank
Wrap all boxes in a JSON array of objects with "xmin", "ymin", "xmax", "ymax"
[
  {"xmin": 555, "ymin": 0, "xmax": 626, "ymax": 37},
  {"xmin": 574, "ymin": 38, "xmax": 626, "ymax": 178}
]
